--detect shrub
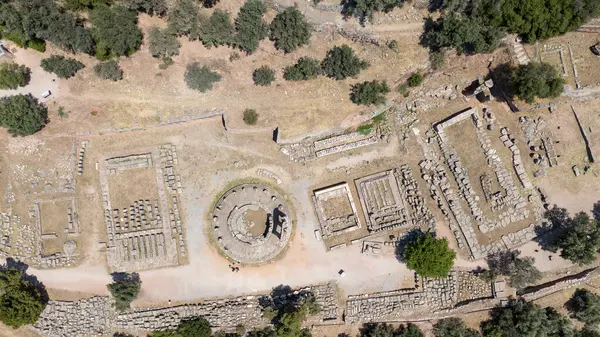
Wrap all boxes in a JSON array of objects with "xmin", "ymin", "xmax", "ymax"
[
  {"xmin": 197, "ymin": 10, "xmax": 235, "ymax": 48},
  {"xmin": 0, "ymin": 63, "xmax": 30, "ymax": 90},
  {"xmin": 360, "ymin": 323, "xmax": 424, "ymax": 337},
  {"xmin": 283, "ymin": 57, "xmax": 321, "ymax": 81},
  {"xmin": 168, "ymin": 0, "xmax": 199, "ymax": 36},
  {"xmin": 433, "ymin": 317, "xmax": 481, "ymax": 337},
  {"xmin": 402, "ymin": 232, "xmax": 455, "ymax": 277},
  {"xmin": 41, "ymin": 55, "xmax": 85, "ymax": 79},
  {"xmin": 234, "ymin": 0, "xmax": 268, "ymax": 53},
  {"xmin": 243, "ymin": 108, "xmax": 258, "ymax": 125},
  {"xmin": 184, "ymin": 63, "xmax": 222, "ymax": 92},
  {"xmin": 27, "ymin": 39, "xmax": 46, "ymax": 53},
  {"xmin": 94, "ymin": 60, "xmax": 123, "ymax": 81},
  {"xmin": 107, "ymin": 272, "xmax": 141, "ymax": 311},
  {"xmin": 482, "ymin": 301, "xmax": 574, "ymax": 337},
  {"xmin": 357, "ymin": 123, "xmax": 373, "ymax": 135},
  {"xmin": 322, "ymin": 45, "xmax": 369, "ymax": 80},
  {"xmin": 269, "ymin": 7, "xmax": 311, "ymax": 53},
  {"xmin": 407, "ymin": 73, "xmax": 423, "ymax": 87},
  {"xmin": 513, "ymin": 62, "xmax": 565, "ymax": 103},
  {"xmin": 350, "ymin": 80, "xmax": 390, "ymax": 105},
  {"xmin": 0, "ymin": 268, "xmax": 46, "ymax": 328},
  {"xmin": 152, "ymin": 317, "xmax": 212, "ymax": 337},
  {"xmin": 486, "ymin": 250, "xmax": 541, "ymax": 290},
  {"xmin": 90, "ymin": 5, "xmax": 143, "ymax": 58},
  {"xmin": 64, "ymin": 0, "xmax": 111, "ymax": 10},
  {"xmin": 148, "ymin": 27, "xmax": 181, "ymax": 58},
  {"xmin": 0, "ymin": 94, "xmax": 48, "ymax": 136},
  {"xmin": 159, "ymin": 57, "xmax": 175, "ymax": 69},
  {"xmin": 387, "ymin": 39, "xmax": 399, "ymax": 51},
  {"xmin": 429, "ymin": 50, "xmax": 444, "ymax": 70},
  {"xmin": 568, "ymin": 289, "xmax": 600, "ymax": 326},
  {"xmin": 121, "ymin": 0, "xmax": 168, "ymax": 16},
  {"xmin": 253, "ymin": 66, "xmax": 275, "ymax": 86},
  {"xmin": 341, "ymin": 0, "xmax": 406, "ymax": 24}
]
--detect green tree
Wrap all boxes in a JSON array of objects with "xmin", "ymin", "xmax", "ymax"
[
  {"xmin": 148, "ymin": 27, "xmax": 181, "ymax": 58},
  {"xmin": 40, "ymin": 55, "xmax": 85, "ymax": 79},
  {"xmin": 0, "ymin": 63, "xmax": 30, "ymax": 89},
  {"xmin": 321, "ymin": 45, "xmax": 369, "ymax": 80},
  {"xmin": 486, "ymin": 249, "xmax": 541, "ymax": 289},
  {"xmin": 342, "ymin": 0, "xmax": 405, "ymax": 24},
  {"xmin": 185, "ymin": 63, "xmax": 222, "ymax": 92},
  {"xmin": 177, "ymin": 317, "xmax": 212, "ymax": 337},
  {"xmin": 107, "ymin": 272, "xmax": 141, "ymax": 311},
  {"xmin": 121, "ymin": 0, "xmax": 167, "ymax": 16},
  {"xmin": 482, "ymin": 300, "xmax": 574, "ymax": 337},
  {"xmin": 269, "ymin": 7, "xmax": 311, "ymax": 53},
  {"xmin": 350, "ymin": 80, "xmax": 390, "ymax": 105},
  {"xmin": 247, "ymin": 327, "xmax": 277, "ymax": 337},
  {"xmin": 402, "ymin": 232, "xmax": 456, "ymax": 277},
  {"xmin": 253, "ymin": 66, "xmax": 275, "ymax": 86},
  {"xmin": 0, "ymin": 95, "xmax": 48, "ymax": 136},
  {"xmin": 568, "ymin": 289, "xmax": 600, "ymax": 326},
  {"xmin": 513, "ymin": 62, "xmax": 564, "ymax": 103},
  {"xmin": 196, "ymin": 10, "xmax": 235, "ymax": 48},
  {"xmin": 433, "ymin": 317, "xmax": 480, "ymax": 337},
  {"xmin": 283, "ymin": 57, "xmax": 322, "ymax": 81},
  {"xmin": 544, "ymin": 206, "xmax": 600, "ymax": 265},
  {"xmin": 407, "ymin": 73, "xmax": 424, "ymax": 87},
  {"xmin": 94, "ymin": 60, "xmax": 123, "ymax": 81},
  {"xmin": 234, "ymin": 0, "xmax": 268, "ymax": 53},
  {"xmin": 243, "ymin": 108, "xmax": 258, "ymax": 125},
  {"xmin": 0, "ymin": 268, "xmax": 46, "ymax": 328},
  {"xmin": 360, "ymin": 323, "xmax": 424, "ymax": 337},
  {"xmin": 90, "ymin": 5, "xmax": 143, "ymax": 58},
  {"xmin": 168, "ymin": 0, "xmax": 199, "ymax": 36},
  {"xmin": 64, "ymin": 0, "xmax": 111, "ymax": 10}
]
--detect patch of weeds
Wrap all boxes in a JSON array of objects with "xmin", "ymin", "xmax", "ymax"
[{"xmin": 357, "ymin": 123, "xmax": 374, "ymax": 135}]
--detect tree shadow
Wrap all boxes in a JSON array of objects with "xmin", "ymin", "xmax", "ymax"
[
  {"xmin": 2, "ymin": 257, "xmax": 49, "ymax": 305},
  {"xmin": 533, "ymin": 206, "xmax": 569, "ymax": 252},
  {"xmin": 427, "ymin": 0, "xmax": 445, "ymax": 12},
  {"xmin": 110, "ymin": 271, "xmax": 140, "ymax": 282},
  {"xmin": 564, "ymin": 288, "xmax": 586, "ymax": 315},
  {"xmin": 394, "ymin": 229, "xmax": 424, "ymax": 263}
]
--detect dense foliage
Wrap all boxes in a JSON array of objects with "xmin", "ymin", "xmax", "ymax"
[
  {"xmin": 433, "ymin": 317, "xmax": 480, "ymax": 337},
  {"xmin": 402, "ymin": 232, "xmax": 456, "ymax": 277},
  {"xmin": 350, "ymin": 80, "xmax": 390, "ymax": 105},
  {"xmin": 168, "ymin": 0, "xmax": 199, "ymax": 36},
  {"xmin": 486, "ymin": 249, "xmax": 541, "ymax": 289},
  {"xmin": 283, "ymin": 57, "xmax": 322, "ymax": 81},
  {"xmin": 121, "ymin": 0, "xmax": 167, "ymax": 16},
  {"xmin": 544, "ymin": 205, "xmax": 600, "ymax": 265},
  {"xmin": 269, "ymin": 7, "xmax": 311, "ymax": 53},
  {"xmin": 0, "ymin": 63, "xmax": 30, "ymax": 90},
  {"xmin": 423, "ymin": 0, "xmax": 600, "ymax": 55},
  {"xmin": 243, "ymin": 108, "xmax": 258, "ymax": 125},
  {"xmin": 512, "ymin": 62, "xmax": 565, "ymax": 103},
  {"xmin": 0, "ymin": 268, "xmax": 46, "ymax": 328},
  {"xmin": 148, "ymin": 27, "xmax": 181, "ymax": 58},
  {"xmin": 197, "ymin": 10, "xmax": 235, "ymax": 48},
  {"xmin": 568, "ymin": 288, "xmax": 600, "ymax": 326},
  {"xmin": 341, "ymin": 0, "xmax": 405, "ymax": 24},
  {"xmin": 253, "ymin": 66, "xmax": 276, "ymax": 86},
  {"xmin": 90, "ymin": 5, "xmax": 142, "ymax": 59},
  {"xmin": 40, "ymin": 55, "xmax": 85, "ymax": 79},
  {"xmin": 185, "ymin": 63, "xmax": 222, "ymax": 92},
  {"xmin": 107, "ymin": 272, "xmax": 141, "ymax": 311},
  {"xmin": 360, "ymin": 323, "xmax": 424, "ymax": 337},
  {"xmin": 407, "ymin": 73, "xmax": 424, "ymax": 87},
  {"xmin": 94, "ymin": 60, "xmax": 123, "ymax": 81},
  {"xmin": 234, "ymin": 0, "xmax": 269, "ymax": 54},
  {"xmin": 0, "ymin": 0, "xmax": 94, "ymax": 54},
  {"xmin": 482, "ymin": 301, "xmax": 574, "ymax": 337},
  {"xmin": 152, "ymin": 317, "xmax": 212, "ymax": 337},
  {"xmin": 321, "ymin": 45, "xmax": 369, "ymax": 80}
]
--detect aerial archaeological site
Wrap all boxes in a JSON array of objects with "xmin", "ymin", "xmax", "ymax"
[{"xmin": 1, "ymin": 0, "xmax": 600, "ymax": 336}]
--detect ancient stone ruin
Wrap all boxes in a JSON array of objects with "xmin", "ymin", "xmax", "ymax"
[{"xmin": 313, "ymin": 183, "xmax": 362, "ymax": 240}]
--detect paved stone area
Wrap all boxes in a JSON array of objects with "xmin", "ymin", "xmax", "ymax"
[{"xmin": 211, "ymin": 184, "xmax": 292, "ymax": 264}]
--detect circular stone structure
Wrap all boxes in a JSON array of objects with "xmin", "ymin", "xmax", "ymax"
[{"xmin": 211, "ymin": 183, "xmax": 292, "ymax": 264}]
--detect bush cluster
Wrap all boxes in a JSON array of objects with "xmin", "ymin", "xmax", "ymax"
[
  {"xmin": 252, "ymin": 66, "xmax": 276, "ymax": 86},
  {"xmin": 184, "ymin": 63, "xmax": 222, "ymax": 92},
  {"xmin": 107, "ymin": 272, "xmax": 141, "ymax": 311},
  {"xmin": 94, "ymin": 60, "xmax": 123, "ymax": 81},
  {"xmin": 0, "ymin": 94, "xmax": 48, "ymax": 136},
  {"xmin": 40, "ymin": 55, "xmax": 85, "ymax": 79},
  {"xmin": 350, "ymin": 80, "xmax": 390, "ymax": 105},
  {"xmin": 0, "ymin": 63, "xmax": 30, "ymax": 90}
]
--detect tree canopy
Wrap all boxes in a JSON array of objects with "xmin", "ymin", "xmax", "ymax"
[
  {"xmin": 283, "ymin": 57, "xmax": 322, "ymax": 81},
  {"xmin": 350, "ymin": 80, "xmax": 390, "ymax": 105},
  {"xmin": 168, "ymin": 0, "xmax": 199, "ymax": 37},
  {"xmin": 151, "ymin": 317, "xmax": 212, "ymax": 337},
  {"xmin": 567, "ymin": 288, "xmax": 600, "ymax": 326},
  {"xmin": 107, "ymin": 272, "xmax": 141, "ymax": 311},
  {"xmin": 269, "ymin": 7, "xmax": 311, "ymax": 53},
  {"xmin": 196, "ymin": 10, "xmax": 235, "ymax": 48},
  {"xmin": 148, "ymin": 27, "xmax": 181, "ymax": 58},
  {"xmin": 360, "ymin": 323, "xmax": 424, "ymax": 337},
  {"xmin": 253, "ymin": 66, "xmax": 276, "ymax": 86},
  {"xmin": 90, "ymin": 5, "xmax": 143, "ymax": 58},
  {"xmin": 121, "ymin": 0, "xmax": 167, "ymax": 16},
  {"xmin": 433, "ymin": 317, "xmax": 480, "ymax": 337},
  {"xmin": 486, "ymin": 249, "xmax": 541, "ymax": 289},
  {"xmin": 234, "ymin": 0, "xmax": 269, "ymax": 53},
  {"xmin": 185, "ymin": 63, "xmax": 222, "ymax": 92},
  {"xmin": 40, "ymin": 55, "xmax": 85, "ymax": 79},
  {"xmin": 402, "ymin": 232, "xmax": 456, "ymax": 277},
  {"xmin": 0, "ymin": 267, "xmax": 46, "ymax": 328},
  {"xmin": 321, "ymin": 45, "xmax": 369, "ymax": 80},
  {"xmin": 94, "ymin": 60, "xmax": 123, "ymax": 81},
  {"xmin": 512, "ymin": 62, "xmax": 565, "ymax": 103},
  {"xmin": 0, "ymin": 63, "xmax": 30, "ymax": 90},
  {"xmin": 341, "ymin": 0, "xmax": 406, "ymax": 24}
]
